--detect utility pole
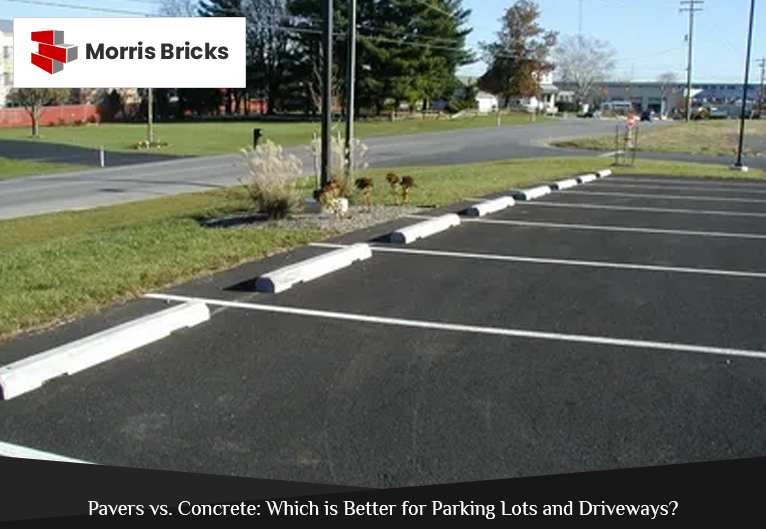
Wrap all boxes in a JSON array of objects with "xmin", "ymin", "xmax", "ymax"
[
  {"xmin": 757, "ymin": 58, "xmax": 765, "ymax": 117},
  {"xmin": 344, "ymin": 0, "xmax": 357, "ymax": 181},
  {"xmin": 680, "ymin": 0, "xmax": 703, "ymax": 122},
  {"xmin": 733, "ymin": 0, "xmax": 756, "ymax": 171},
  {"xmin": 147, "ymin": 88, "xmax": 154, "ymax": 144},
  {"xmin": 321, "ymin": 0, "xmax": 334, "ymax": 190}
]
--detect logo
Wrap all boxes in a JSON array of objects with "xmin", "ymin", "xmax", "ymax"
[
  {"xmin": 30, "ymin": 30, "xmax": 78, "ymax": 74},
  {"xmin": 14, "ymin": 18, "xmax": 245, "ymax": 88}
]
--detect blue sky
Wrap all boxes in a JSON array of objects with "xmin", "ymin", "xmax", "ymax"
[{"xmin": 2, "ymin": 0, "xmax": 764, "ymax": 83}]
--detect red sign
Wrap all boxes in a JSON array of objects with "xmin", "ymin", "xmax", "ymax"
[{"xmin": 627, "ymin": 114, "xmax": 636, "ymax": 128}]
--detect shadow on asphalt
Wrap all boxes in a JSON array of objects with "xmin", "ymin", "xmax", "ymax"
[{"xmin": 0, "ymin": 139, "xmax": 191, "ymax": 167}]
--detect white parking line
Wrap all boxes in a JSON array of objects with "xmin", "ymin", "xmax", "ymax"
[
  {"xmin": 143, "ymin": 293, "xmax": 766, "ymax": 361},
  {"xmin": 0, "ymin": 441, "xmax": 95, "ymax": 464},
  {"xmin": 458, "ymin": 218, "xmax": 766, "ymax": 240},
  {"xmin": 521, "ymin": 202, "xmax": 766, "ymax": 218},
  {"xmin": 566, "ymin": 190, "xmax": 766, "ymax": 204},
  {"xmin": 589, "ymin": 182, "xmax": 766, "ymax": 195},
  {"xmin": 607, "ymin": 176, "xmax": 766, "ymax": 188},
  {"xmin": 309, "ymin": 243, "xmax": 766, "ymax": 279}
]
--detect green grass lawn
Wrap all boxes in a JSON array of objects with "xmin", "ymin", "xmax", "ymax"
[
  {"xmin": 0, "ymin": 113, "xmax": 552, "ymax": 158},
  {"xmin": 0, "ymin": 157, "xmax": 93, "ymax": 179},
  {"xmin": 552, "ymin": 119, "xmax": 766, "ymax": 156},
  {"xmin": 1, "ymin": 156, "xmax": 762, "ymax": 344}
]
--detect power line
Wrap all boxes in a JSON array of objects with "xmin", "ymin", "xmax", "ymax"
[
  {"xmin": 2, "ymin": 0, "xmax": 149, "ymax": 15},
  {"xmin": 4, "ymin": 0, "xmax": 480, "ymax": 58},
  {"xmin": 680, "ymin": 0, "xmax": 703, "ymax": 121},
  {"xmin": 411, "ymin": 0, "xmax": 457, "ymax": 19}
]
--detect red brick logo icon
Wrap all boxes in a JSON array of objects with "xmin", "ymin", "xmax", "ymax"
[{"xmin": 31, "ymin": 30, "xmax": 77, "ymax": 74}]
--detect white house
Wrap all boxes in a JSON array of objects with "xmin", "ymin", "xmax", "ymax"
[
  {"xmin": 510, "ymin": 70, "xmax": 559, "ymax": 113},
  {"xmin": 476, "ymin": 90, "xmax": 499, "ymax": 113},
  {"xmin": 0, "ymin": 20, "xmax": 13, "ymax": 108}
]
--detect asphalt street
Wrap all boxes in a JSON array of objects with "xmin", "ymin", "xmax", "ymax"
[
  {"xmin": 1, "ymin": 171, "xmax": 765, "ymax": 487},
  {"xmin": 0, "ymin": 118, "xmax": 680, "ymax": 220}
]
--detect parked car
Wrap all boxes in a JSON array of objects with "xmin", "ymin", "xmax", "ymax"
[
  {"xmin": 708, "ymin": 107, "xmax": 728, "ymax": 119},
  {"xmin": 640, "ymin": 110, "xmax": 655, "ymax": 122}
]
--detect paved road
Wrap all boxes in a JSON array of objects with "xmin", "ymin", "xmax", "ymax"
[
  {"xmin": 2, "ymin": 172, "xmax": 766, "ymax": 486},
  {"xmin": 0, "ymin": 118, "xmax": 676, "ymax": 220}
]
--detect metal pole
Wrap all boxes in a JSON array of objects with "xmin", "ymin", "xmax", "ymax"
[
  {"xmin": 757, "ymin": 58, "xmax": 765, "ymax": 117},
  {"xmin": 147, "ymin": 88, "xmax": 154, "ymax": 144},
  {"xmin": 344, "ymin": 0, "xmax": 357, "ymax": 180},
  {"xmin": 734, "ymin": 0, "xmax": 756, "ymax": 169},
  {"xmin": 321, "ymin": 0, "xmax": 334, "ymax": 189}
]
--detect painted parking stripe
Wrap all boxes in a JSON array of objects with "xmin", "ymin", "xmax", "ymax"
[
  {"xmin": 521, "ymin": 202, "xmax": 766, "ymax": 218},
  {"xmin": 309, "ymin": 243, "xmax": 766, "ymax": 279},
  {"xmin": 565, "ymin": 190, "xmax": 766, "ymax": 204},
  {"xmin": 143, "ymin": 293, "xmax": 766, "ymax": 362},
  {"xmin": 0, "ymin": 441, "xmax": 95, "ymax": 464},
  {"xmin": 586, "ymin": 182, "xmax": 766, "ymax": 195},
  {"xmin": 607, "ymin": 176, "xmax": 766, "ymax": 188},
  {"xmin": 458, "ymin": 218, "xmax": 766, "ymax": 240}
]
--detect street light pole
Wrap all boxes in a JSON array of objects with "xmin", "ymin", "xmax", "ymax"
[
  {"xmin": 321, "ymin": 0, "xmax": 334, "ymax": 189},
  {"xmin": 344, "ymin": 0, "xmax": 357, "ymax": 181},
  {"xmin": 733, "ymin": 0, "xmax": 756, "ymax": 171},
  {"xmin": 757, "ymin": 58, "xmax": 765, "ymax": 117}
]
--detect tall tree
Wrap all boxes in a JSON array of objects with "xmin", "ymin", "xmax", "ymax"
[
  {"xmin": 288, "ymin": 0, "xmax": 473, "ymax": 116},
  {"xmin": 198, "ymin": 0, "xmax": 245, "ymax": 114},
  {"xmin": 8, "ymin": 88, "xmax": 69, "ymax": 137},
  {"xmin": 552, "ymin": 34, "xmax": 616, "ymax": 108},
  {"xmin": 197, "ymin": 0, "xmax": 241, "ymax": 17},
  {"xmin": 243, "ymin": 0, "xmax": 296, "ymax": 114},
  {"xmin": 478, "ymin": 0, "xmax": 557, "ymax": 107},
  {"xmin": 657, "ymin": 72, "xmax": 679, "ymax": 85},
  {"xmin": 157, "ymin": 0, "xmax": 199, "ymax": 16}
]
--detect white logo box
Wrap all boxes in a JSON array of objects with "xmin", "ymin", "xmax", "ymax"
[{"xmin": 13, "ymin": 17, "xmax": 246, "ymax": 88}]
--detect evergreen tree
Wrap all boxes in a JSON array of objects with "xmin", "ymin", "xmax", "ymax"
[{"xmin": 287, "ymin": 0, "xmax": 473, "ymax": 116}]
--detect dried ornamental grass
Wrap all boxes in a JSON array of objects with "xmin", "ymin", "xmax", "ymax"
[{"xmin": 239, "ymin": 140, "xmax": 304, "ymax": 219}]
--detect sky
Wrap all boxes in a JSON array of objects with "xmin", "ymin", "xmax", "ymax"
[{"xmin": 1, "ymin": 0, "xmax": 765, "ymax": 84}]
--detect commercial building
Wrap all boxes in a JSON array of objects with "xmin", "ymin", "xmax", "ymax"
[{"xmin": 557, "ymin": 80, "xmax": 761, "ymax": 117}]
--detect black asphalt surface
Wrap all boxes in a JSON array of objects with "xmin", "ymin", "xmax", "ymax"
[
  {"xmin": 0, "ymin": 139, "xmax": 189, "ymax": 166},
  {"xmin": 1, "ymin": 172, "xmax": 766, "ymax": 487}
]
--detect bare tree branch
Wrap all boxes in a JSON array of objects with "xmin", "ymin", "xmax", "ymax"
[
  {"xmin": 553, "ymin": 34, "xmax": 616, "ymax": 106},
  {"xmin": 156, "ymin": 0, "xmax": 199, "ymax": 17}
]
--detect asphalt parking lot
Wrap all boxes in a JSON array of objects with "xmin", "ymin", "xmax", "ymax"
[{"xmin": 1, "ymin": 171, "xmax": 766, "ymax": 488}]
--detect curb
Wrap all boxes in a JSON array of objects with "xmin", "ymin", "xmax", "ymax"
[
  {"xmin": 464, "ymin": 196, "xmax": 515, "ymax": 217},
  {"xmin": 255, "ymin": 243, "xmax": 372, "ymax": 293},
  {"xmin": 0, "ymin": 441, "xmax": 96, "ymax": 464},
  {"xmin": 597, "ymin": 169, "xmax": 613, "ymax": 178},
  {"xmin": 390, "ymin": 214, "xmax": 461, "ymax": 244},
  {"xmin": 513, "ymin": 186, "xmax": 552, "ymax": 201},
  {"xmin": 577, "ymin": 174, "xmax": 598, "ymax": 184},
  {"xmin": 0, "ymin": 302, "xmax": 210, "ymax": 401},
  {"xmin": 551, "ymin": 178, "xmax": 579, "ymax": 191}
]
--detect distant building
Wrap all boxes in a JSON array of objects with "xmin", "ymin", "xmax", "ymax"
[
  {"xmin": 0, "ymin": 20, "xmax": 13, "ymax": 108},
  {"xmin": 475, "ymin": 91, "xmax": 498, "ymax": 113},
  {"xmin": 556, "ymin": 80, "xmax": 761, "ymax": 116},
  {"xmin": 455, "ymin": 72, "xmax": 559, "ymax": 114},
  {"xmin": 504, "ymin": 70, "xmax": 560, "ymax": 114}
]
